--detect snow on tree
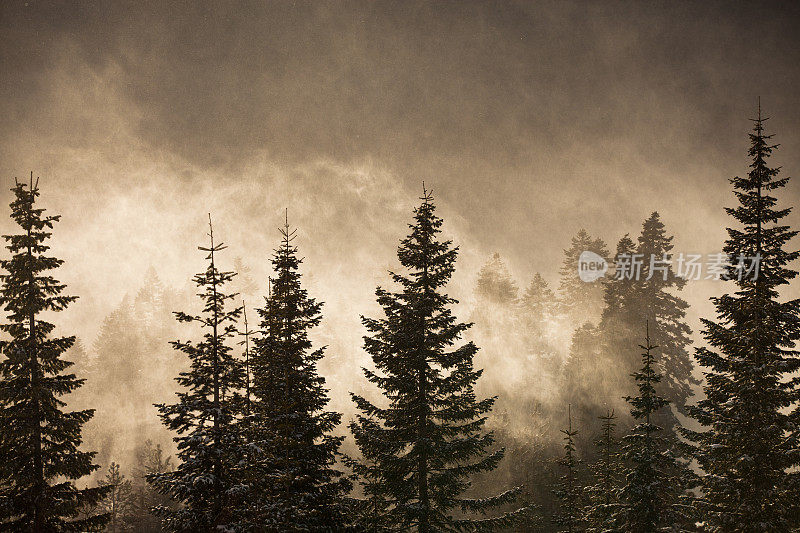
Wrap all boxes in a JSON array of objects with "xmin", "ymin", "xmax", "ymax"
[
  {"xmin": 348, "ymin": 187, "xmax": 526, "ymax": 531},
  {"xmin": 583, "ymin": 410, "xmax": 621, "ymax": 533},
  {"xmin": 236, "ymin": 213, "xmax": 350, "ymax": 531},
  {"xmin": 0, "ymin": 177, "xmax": 110, "ymax": 530},
  {"xmin": 683, "ymin": 104, "xmax": 800, "ymax": 531},
  {"xmin": 616, "ymin": 324, "xmax": 691, "ymax": 531},
  {"xmin": 552, "ymin": 406, "xmax": 585, "ymax": 532},
  {"xmin": 147, "ymin": 215, "xmax": 245, "ymax": 532}
]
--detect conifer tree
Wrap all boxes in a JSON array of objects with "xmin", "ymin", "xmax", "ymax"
[
  {"xmin": 239, "ymin": 214, "xmax": 349, "ymax": 531},
  {"xmin": 148, "ymin": 216, "xmax": 245, "ymax": 532},
  {"xmin": 475, "ymin": 252, "xmax": 519, "ymax": 305},
  {"xmin": 683, "ymin": 104, "xmax": 800, "ymax": 531},
  {"xmin": 561, "ymin": 236, "xmax": 636, "ymax": 453},
  {"xmin": 552, "ymin": 406, "xmax": 584, "ymax": 533},
  {"xmin": 616, "ymin": 324, "xmax": 689, "ymax": 531},
  {"xmin": 349, "ymin": 188, "xmax": 525, "ymax": 531},
  {"xmin": 635, "ymin": 212, "xmax": 697, "ymax": 434},
  {"xmin": 0, "ymin": 177, "xmax": 110, "ymax": 530},
  {"xmin": 583, "ymin": 410, "xmax": 621, "ymax": 533},
  {"xmin": 239, "ymin": 302, "xmax": 252, "ymax": 416},
  {"xmin": 101, "ymin": 462, "xmax": 134, "ymax": 532},
  {"xmin": 130, "ymin": 439, "xmax": 174, "ymax": 533},
  {"xmin": 558, "ymin": 229, "xmax": 609, "ymax": 327},
  {"xmin": 520, "ymin": 273, "xmax": 555, "ymax": 320}
]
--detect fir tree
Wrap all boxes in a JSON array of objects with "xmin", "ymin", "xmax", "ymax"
[
  {"xmin": 100, "ymin": 462, "xmax": 134, "ymax": 533},
  {"xmin": 616, "ymin": 324, "xmax": 689, "ymax": 531},
  {"xmin": 601, "ymin": 235, "xmax": 639, "ymax": 326},
  {"xmin": 0, "ymin": 177, "xmax": 110, "ymax": 531},
  {"xmin": 635, "ymin": 212, "xmax": 697, "ymax": 434},
  {"xmin": 232, "ymin": 257, "xmax": 258, "ymax": 298},
  {"xmin": 148, "ymin": 215, "xmax": 245, "ymax": 532},
  {"xmin": 558, "ymin": 229, "xmax": 609, "ymax": 327},
  {"xmin": 552, "ymin": 406, "xmax": 584, "ymax": 533},
  {"xmin": 475, "ymin": 252, "xmax": 519, "ymax": 305},
  {"xmin": 520, "ymin": 273, "xmax": 556, "ymax": 320},
  {"xmin": 239, "ymin": 302, "xmax": 252, "ymax": 417},
  {"xmin": 348, "ymin": 188, "xmax": 525, "ymax": 531},
  {"xmin": 130, "ymin": 439, "xmax": 174, "ymax": 532},
  {"xmin": 563, "ymin": 232, "xmax": 637, "ymax": 447},
  {"xmin": 683, "ymin": 104, "xmax": 800, "ymax": 531},
  {"xmin": 239, "ymin": 214, "xmax": 349, "ymax": 531},
  {"xmin": 583, "ymin": 410, "xmax": 621, "ymax": 533}
]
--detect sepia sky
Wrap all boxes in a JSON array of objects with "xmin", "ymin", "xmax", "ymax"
[{"xmin": 1, "ymin": 0, "xmax": 799, "ymax": 358}]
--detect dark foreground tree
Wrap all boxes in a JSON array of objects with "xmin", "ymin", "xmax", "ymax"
[
  {"xmin": 552, "ymin": 406, "xmax": 584, "ymax": 533},
  {"xmin": 148, "ymin": 216, "xmax": 245, "ymax": 532},
  {"xmin": 583, "ymin": 410, "xmax": 621, "ymax": 533},
  {"xmin": 684, "ymin": 104, "xmax": 800, "ymax": 531},
  {"xmin": 349, "ymin": 188, "xmax": 525, "ymax": 531},
  {"xmin": 238, "ymin": 215, "xmax": 349, "ymax": 531},
  {"xmin": 0, "ymin": 177, "xmax": 110, "ymax": 531},
  {"xmin": 616, "ymin": 324, "xmax": 690, "ymax": 531}
]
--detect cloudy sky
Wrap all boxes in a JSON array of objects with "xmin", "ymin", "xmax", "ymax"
[{"xmin": 1, "ymin": 0, "xmax": 799, "ymax": 353}]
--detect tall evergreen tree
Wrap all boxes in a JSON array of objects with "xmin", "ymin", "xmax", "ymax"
[
  {"xmin": 239, "ymin": 215, "xmax": 349, "ymax": 531},
  {"xmin": 616, "ymin": 324, "xmax": 689, "ymax": 532},
  {"xmin": 0, "ymin": 178, "xmax": 110, "ymax": 531},
  {"xmin": 583, "ymin": 410, "xmax": 621, "ymax": 533},
  {"xmin": 130, "ymin": 439, "xmax": 174, "ymax": 533},
  {"xmin": 148, "ymin": 216, "xmax": 245, "ymax": 532},
  {"xmin": 558, "ymin": 229, "xmax": 609, "ymax": 327},
  {"xmin": 520, "ymin": 273, "xmax": 556, "ymax": 322},
  {"xmin": 635, "ymin": 212, "xmax": 697, "ymax": 434},
  {"xmin": 349, "ymin": 188, "xmax": 525, "ymax": 531},
  {"xmin": 100, "ymin": 462, "xmax": 134, "ymax": 533},
  {"xmin": 683, "ymin": 104, "xmax": 800, "ymax": 531},
  {"xmin": 475, "ymin": 252, "xmax": 519, "ymax": 305},
  {"xmin": 552, "ymin": 406, "xmax": 584, "ymax": 533}
]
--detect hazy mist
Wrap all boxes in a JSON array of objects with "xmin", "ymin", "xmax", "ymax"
[{"xmin": 1, "ymin": 0, "xmax": 799, "ymax": 477}]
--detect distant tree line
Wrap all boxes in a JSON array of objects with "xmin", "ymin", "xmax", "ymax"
[{"xmin": 0, "ymin": 108, "xmax": 797, "ymax": 532}]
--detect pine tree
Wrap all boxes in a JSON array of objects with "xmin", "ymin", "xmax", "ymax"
[
  {"xmin": 130, "ymin": 439, "xmax": 174, "ymax": 532},
  {"xmin": 101, "ymin": 462, "xmax": 134, "ymax": 533},
  {"xmin": 596, "ymin": 234, "xmax": 641, "ymax": 407},
  {"xmin": 239, "ymin": 214, "xmax": 349, "ymax": 531},
  {"xmin": 635, "ymin": 212, "xmax": 697, "ymax": 434},
  {"xmin": 583, "ymin": 410, "xmax": 621, "ymax": 533},
  {"xmin": 520, "ymin": 273, "xmax": 555, "ymax": 320},
  {"xmin": 475, "ymin": 252, "xmax": 519, "ymax": 305},
  {"xmin": 616, "ymin": 324, "xmax": 689, "ymax": 531},
  {"xmin": 561, "ymin": 235, "xmax": 637, "ymax": 452},
  {"xmin": 348, "ymin": 188, "xmax": 525, "ymax": 531},
  {"xmin": 232, "ymin": 257, "xmax": 258, "ymax": 298},
  {"xmin": 552, "ymin": 406, "xmax": 584, "ymax": 533},
  {"xmin": 239, "ymin": 302, "xmax": 252, "ymax": 417},
  {"xmin": 148, "ymin": 215, "xmax": 245, "ymax": 532},
  {"xmin": 683, "ymin": 104, "xmax": 800, "ymax": 531},
  {"xmin": 558, "ymin": 229, "xmax": 609, "ymax": 327},
  {"xmin": 0, "ymin": 177, "xmax": 110, "ymax": 531}
]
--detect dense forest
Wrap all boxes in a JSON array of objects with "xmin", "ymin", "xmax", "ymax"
[{"xmin": 0, "ymin": 110, "xmax": 798, "ymax": 532}]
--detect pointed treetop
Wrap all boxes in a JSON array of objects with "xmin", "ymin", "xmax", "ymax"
[
  {"xmin": 421, "ymin": 181, "xmax": 433, "ymax": 203},
  {"xmin": 198, "ymin": 213, "xmax": 227, "ymax": 255},
  {"xmin": 279, "ymin": 208, "xmax": 298, "ymax": 245}
]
